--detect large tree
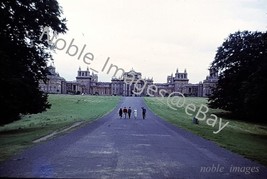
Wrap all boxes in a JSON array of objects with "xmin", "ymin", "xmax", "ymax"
[
  {"xmin": 0, "ymin": 0, "xmax": 67, "ymax": 125},
  {"xmin": 208, "ymin": 31, "xmax": 267, "ymax": 121}
]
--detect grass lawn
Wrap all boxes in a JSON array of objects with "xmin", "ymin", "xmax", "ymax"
[
  {"xmin": 0, "ymin": 94, "xmax": 121, "ymax": 162},
  {"xmin": 144, "ymin": 97, "xmax": 267, "ymax": 166}
]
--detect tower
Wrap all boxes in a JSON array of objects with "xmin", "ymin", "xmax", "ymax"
[
  {"xmin": 209, "ymin": 68, "xmax": 218, "ymax": 79},
  {"xmin": 202, "ymin": 68, "xmax": 219, "ymax": 97},
  {"xmin": 76, "ymin": 67, "xmax": 92, "ymax": 94},
  {"xmin": 174, "ymin": 68, "xmax": 189, "ymax": 93}
]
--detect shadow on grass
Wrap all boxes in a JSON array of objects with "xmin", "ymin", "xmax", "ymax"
[
  {"xmin": 0, "ymin": 127, "xmax": 46, "ymax": 135},
  {"xmin": 213, "ymin": 111, "xmax": 267, "ymax": 126}
]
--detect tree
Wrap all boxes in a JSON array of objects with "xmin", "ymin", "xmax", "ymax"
[
  {"xmin": 0, "ymin": 0, "xmax": 67, "ymax": 125},
  {"xmin": 208, "ymin": 31, "xmax": 267, "ymax": 121}
]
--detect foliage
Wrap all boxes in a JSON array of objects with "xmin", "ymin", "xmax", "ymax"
[
  {"xmin": 0, "ymin": 0, "xmax": 67, "ymax": 124},
  {"xmin": 208, "ymin": 31, "xmax": 267, "ymax": 121}
]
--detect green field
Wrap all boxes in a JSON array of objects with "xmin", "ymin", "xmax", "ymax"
[
  {"xmin": 0, "ymin": 94, "xmax": 121, "ymax": 162},
  {"xmin": 145, "ymin": 97, "xmax": 267, "ymax": 166}
]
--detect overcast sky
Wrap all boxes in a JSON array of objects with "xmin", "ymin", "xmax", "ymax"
[{"xmin": 52, "ymin": 0, "xmax": 267, "ymax": 83}]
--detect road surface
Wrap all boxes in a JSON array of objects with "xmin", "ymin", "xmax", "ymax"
[{"xmin": 0, "ymin": 97, "xmax": 266, "ymax": 178}]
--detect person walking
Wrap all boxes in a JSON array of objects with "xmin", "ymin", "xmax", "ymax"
[
  {"xmin": 128, "ymin": 107, "xmax": 132, "ymax": 119},
  {"xmin": 123, "ymin": 107, "xmax": 127, "ymax": 119},
  {"xmin": 133, "ymin": 109, "xmax": 137, "ymax": 119},
  {"xmin": 141, "ymin": 107, "xmax": 146, "ymax": 119},
  {"xmin": 118, "ymin": 108, "xmax": 123, "ymax": 119}
]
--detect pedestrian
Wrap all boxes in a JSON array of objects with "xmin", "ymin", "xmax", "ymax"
[
  {"xmin": 123, "ymin": 107, "xmax": 127, "ymax": 119},
  {"xmin": 119, "ymin": 108, "xmax": 123, "ymax": 119},
  {"xmin": 141, "ymin": 107, "xmax": 146, "ymax": 119},
  {"xmin": 133, "ymin": 109, "xmax": 137, "ymax": 119},
  {"xmin": 128, "ymin": 107, "xmax": 132, "ymax": 119}
]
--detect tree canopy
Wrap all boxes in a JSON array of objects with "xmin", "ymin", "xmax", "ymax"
[
  {"xmin": 208, "ymin": 31, "xmax": 267, "ymax": 121},
  {"xmin": 0, "ymin": 0, "xmax": 67, "ymax": 125}
]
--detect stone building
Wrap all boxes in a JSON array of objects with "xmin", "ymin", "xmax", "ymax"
[
  {"xmin": 39, "ymin": 65, "xmax": 66, "ymax": 94},
  {"xmin": 200, "ymin": 68, "xmax": 219, "ymax": 97},
  {"xmin": 65, "ymin": 67, "xmax": 111, "ymax": 95},
  {"xmin": 111, "ymin": 69, "xmax": 153, "ymax": 96},
  {"xmin": 39, "ymin": 65, "xmax": 218, "ymax": 97}
]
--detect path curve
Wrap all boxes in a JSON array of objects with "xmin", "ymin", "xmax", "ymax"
[{"xmin": 0, "ymin": 97, "xmax": 266, "ymax": 178}]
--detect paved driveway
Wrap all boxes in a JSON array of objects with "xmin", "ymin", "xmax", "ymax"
[{"xmin": 0, "ymin": 97, "xmax": 266, "ymax": 178}]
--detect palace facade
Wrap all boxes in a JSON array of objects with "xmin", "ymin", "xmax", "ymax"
[{"xmin": 39, "ymin": 65, "xmax": 218, "ymax": 97}]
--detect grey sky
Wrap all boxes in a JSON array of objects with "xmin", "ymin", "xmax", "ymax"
[{"xmin": 52, "ymin": 0, "xmax": 267, "ymax": 83}]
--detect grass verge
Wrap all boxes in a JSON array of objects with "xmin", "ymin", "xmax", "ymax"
[
  {"xmin": 0, "ymin": 94, "xmax": 121, "ymax": 162},
  {"xmin": 144, "ymin": 97, "xmax": 267, "ymax": 166}
]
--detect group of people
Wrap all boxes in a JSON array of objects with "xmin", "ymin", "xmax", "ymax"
[{"xmin": 118, "ymin": 107, "xmax": 146, "ymax": 119}]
